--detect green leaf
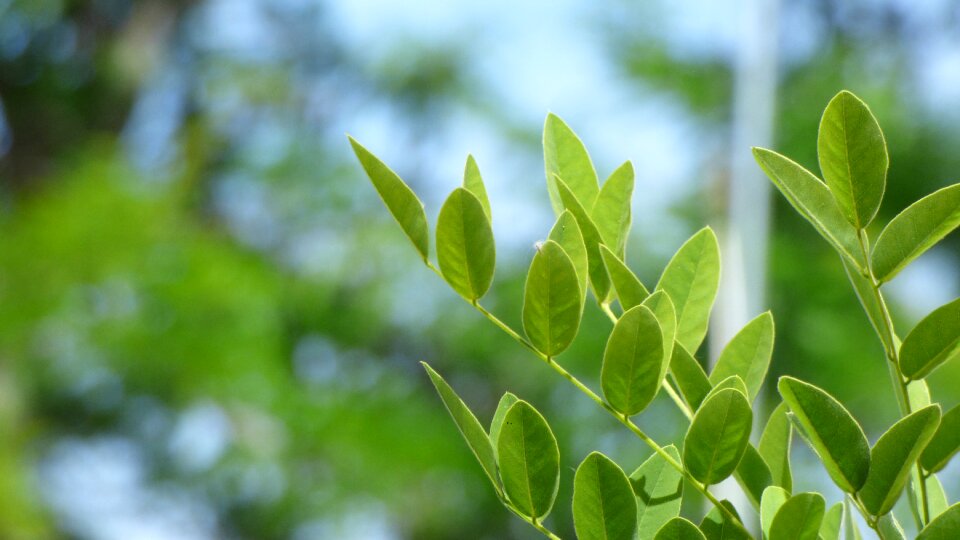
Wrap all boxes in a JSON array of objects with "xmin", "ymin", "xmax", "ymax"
[
  {"xmin": 761, "ymin": 486, "xmax": 790, "ymax": 539},
  {"xmin": 631, "ymin": 445, "xmax": 683, "ymax": 539},
  {"xmin": 860, "ymin": 405, "xmax": 941, "ymax": 516},
  {"xmin": 436, "ymin": 188, "xmax": 496, "ymax": 300},
  {"xmin": 842, "ymin": 256, "xmax": 896, "ymax": 352},
  {"xmin": 421, "ymin": 362, "xmax": 501, "ymax": 496},
  {"xmin": 670, "ymin": 344, "xmax": 712, "ymax": 411},
  {"xmin": 489, "ymin": 392, "xmax": 519, "ymax": 450},
  {"xmin": 819, "ymin": 503, "xmax": 844, "ymax": 540},
  {"xmin": 497, "ymin": 400, "xmax": 560, "ymax": 519},
  {"xmin": 548, "ymin": 211, "xmax": 589, "ymax": 301},
  {"xmin": 572, "ymin": 452, "xmax": 637, "ymax": 540},
  {"xmin": 752, "ymin": 147, "xmax": 865, "ymax": 269},
  {"xmin": 917, "ymin": 503, "xmax": 960, "ymax": 540},
  {"xmin": 817, "ymin": 90, "xmax": 888, "ymax": 228},
  {"xmin": 592, "ymin": 161, "xmax": 634, "ymax": 255},
  {"xmin": 758, "ymin": 401, "xmax": 793, "ymax": 492},
  {"xmin": 709, "ymin": 311, "xmax": 774, "ymax": 401},
  {"xmin": 556, "ymin": 175, "xmax": 612, "ymax": 301},
  {"xmin": 600, "ymin": 244, "xmax": 650, "ymax": 310},
  {"xmin": 877, "ymin": 513, "xmax": 906, "ymax": 540},
  {"xmin": 908, "ymin": 379, "xmax": 933, "ymax": 409},
  {"xmin": 921, "ymin": 403, "xmax": 960, "ymax": 473},
  {"xmin": 349, "ymin": 136, "xmax": 430, "ymax": 260},
  {"xmin": 656, "ymin": 227, "xmax": 721, "ymax": 353},
  {"xmin": 871, "ymin": 183, "xmax": 960, "ymax": 282},
  {"xmin": 844, "ymin": 498, "xmax": 863, "ymax": 540},
  {"xmin": 700, "ymin": 500, "xmax": 749, "ymax": 540},
  {"xmin": 601, "ymin": 305, "xmax": 665, "ymax": 415},
  {"xmin": 733, "ymin": 443, "xmax": 773, "ymax": 510},
  {"xmin": 462, "ymin": 154, "xmax": 492, "ymax": 222},
  {"xmin": 925, "ymin": 473, "xmax": 950, "ymax": 520},
  {"xmin": 642, "ymin": 290, "xmax": 678, "ymax": 383},
  {"xmin": 655, "ymin": 517, "xmax": 707, "ymax": 540},
  {"xmin": 900, "ymin": 297, "xmax": 960, "ymax": 380},
  {"xmin": 683, "ymin": 387, "xmax": 753, "ymax": 485},
  {"xmin": 702, "ymin": 375, "xmax": 749, "ymax": 405},
  {"xmin": 769, "ymin": 492, "xmax": 825, "ymax": 540},
  {"xmin": 522, "ymin": 240, "xmax": 583, "ymax": 356},
  {"xmin": 778, "ymin": 376, "xmax": 870, "ymax": 492},
  {"xmin": 544, "ymin": 113, "xmax": 600, "ymax": 214}
]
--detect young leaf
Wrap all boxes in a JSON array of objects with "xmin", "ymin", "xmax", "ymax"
[
  {"xmin": 600, "ymin": 244, "xmax": 650, "ymax": 310},
  {"xmin": 544, "ymin": 113, "xmax": 600, "ymax": 214},
  {"xmin": 777, "ymin": 376, "xmax": 870, "ymax": 493},
  {"xmin": 592, "ymin": 161, "xmax": 634, "ymax": 256},
  {"xmin": 654, "ymin": 517, "xmax": 707, "ymax": 540},
  {"xmin": 572, "ymin": 452, "xmax": 637, "ymax": 540},
  {"xmin": 631, "ymin": 445, "xmax": 683, "ymax": 539},
  {"xmin": 758, "ymin": 401, "xmax": 794, "ymax": 492},
  {"xmin": 522, "ymin": 240, "xmax": 583, "ymax": 356},
  {"xmin": 556, "ymin": 175, "xmax": 612, "ymax": 301},
  {"xmin": 670, "ymin": 344, "xmax": 712, "ymax": 411},
  {"xmin": 709, "ymin": 311, "xmax": 775, "ymax": 401},
  {"xmin": 917, "ymin": 503, "xmax": 960, "ymax": 540},
  {"xmin": 462, "ymin": 154, "xmax": 492, "ymax": 221},
  {"xmin": 683, "ymin": 387, "xmax": 753, "ymax": 485},
  {"xmin": 601, "ymin": 304, "xmax": 665, "ymax": 415},
  {"xmin": 349, "ymin": 136, "xmax": 430, "ymax": 260},
  {"xmin": 769, "ymin": 492, "xmax": 825, "ymax": 540},
  {"xmin": 421, "ymin": 362, "xmax": 501, "ymax": 496},
  {"xmin": 871, "ymin": 183, "xmax": 960, "ymax": 282},
  {"xmin": 920, "ymin": 403, "xmax": 960, "ymax": 473},
  {"xmin": 548, "ymin": 211, "xmax": 589, "ymax": 300},
  {"xmin": 752, "ymin": 147, "xmax": 865, "ymax": 269},
  {"xmin": 733, "ymin": 443, "xmax": 773, "ymax": 510},
  {"xmin": 700, "ymin": 500, "xmax": 749, "ymax": 540},
  {"xmin": 842, "ymin": 256, "xmax": 896, "ymax": 352},
  {"xmin": 899, "ymin": 297, "xmax": 960, "ymax": 380},
  {"xmin": 489, "ymin": 392, "xmax": 519, "ymax": 449},
  {"xmin": 819, "ymin": 503, "xmax": 844, "ymax": 540},
  {"xmin": 817, "ymin": 90, "xmax": 888, "ymax": 229},
  {"xmin": 436, "ymin": 188, "xmax": 496, "ymax": 300},
  {"xmin": 656, "ymin": 227, "xmax": 721, "ymax": 353},
  {"xmin": 859, "ymin": 405, "xmax": 941, "ymax": 516},
  {"xmin": 761, "ymin": 486, "xmax": 790, "ymax": 539},
  {"xmin": 497, "ymin": 400, "xmax": 560, "ymax": 519},
  {"xmin": 642, "ymin": 290, "xmax": 678, "ymax": 383}
]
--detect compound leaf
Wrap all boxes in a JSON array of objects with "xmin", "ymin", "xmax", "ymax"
[
  {"xmin": 601, "ymin": 305, "xmax": 665, "ymax": 415},
  {"xmin": 556, "ymin": 176, "xmax": 612, "ymax": 301},
  {"xmin": 684, "ymin": 388, "xmax": 753, "ymax": 485},
  {"xmin": 436, "ymin": 188, "xmax": 496, "ymax": 300},
  {"xmin": 573, "ymin": 452, "xmax": 637, "ymax": 540},
  {"xmin": 548, "ymin": 210, "xmax": 589, "ymax": 300},
  {"xmin": 656, "ymin": 227, "xmax": 720, "ymax": 353},
  {"xmin": 462, "ymin": 154, "xmax": 492, "ymax": 221},
  {"xmin": 642, "ymin": 290, "xmax": 677, "ymax": 383},
  {"xmin": 592, "ymin": 161, "xmax": 634, "ymax": 256},
  {"xmin": 761, "ymin": 486, "xmax": 790, "ymax": 539},
  {"xmin": 900, "ymin": 297, "xmax": 960, "ymax": 380},
  {"xmin": 917, "ymin": 503, "xmax": 960, "ymax": 540},
  {"xmin": 819, "ymin": 502, "xmax": 844, "ymax": 540},
  {"xmin": 670, "ymin": 344, "xmax": 712, "ymax": 411},
  {"xmin": 631, "ymin": 445, "xmax": 684, "ymax": 539},
  {"xmin": 758, "ymin": 401, "xmax": 793, "ymax": 492},
  {"xmin": 709, "ymin": 311, "xmax": 774, "ymax": 402},
  {"xmin": 497, "ymin": 400, "xmax": 560, "ymax": 519},
  {"xmin": 489, "ymin": 392, "xmax": 519, "ymax": 450},
  {"xmin": 655, "ymin": 517, "xmax": 706, "ymax": 540},
  {"xmin": 544, "ymin": 113, "xmax": 599, "ymax": 214},
  {"xmin": 600, "ymin": 244, "xmax": 650, "ymax": 310},
  {"xmin": 769, "ymin": 492, "xmax": 825, "ymax": 540},
  {"xmin": 920, "ymin": 403, "xmax": 960, "ymax": 473},
  {"xmin": 522, "ymin": 240, "xmax": 582, "ymax": 356}
]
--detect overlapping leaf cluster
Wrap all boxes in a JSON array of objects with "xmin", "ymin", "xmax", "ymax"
[{"xmin": 351, "ymin": 91, "xmax": 960, "ymax": 539}]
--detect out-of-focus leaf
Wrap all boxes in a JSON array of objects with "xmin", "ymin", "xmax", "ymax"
[
  {"xmin": 601, "ymin": 304, "xmax": 665, "ymax": 415},
  {"xmin": 522, "ymin": 240, "xmax": 582, "ymax": 356},
  {"xmin": 544, "ymin": 113, "xmax": 599, "ymax": 214},
  {"xmin": 872, "ymin": 183, "xmax": 960, "ymax": 282},
  {"xmin": 899, "ymin": 297, "xmax": 960, "ymax": 380},
  {"xmin": 709, "ymin": 311, "xmax": 774, "ymax": 401},
  {"xmin": 631, "ymin": 445, "xmax": 683, "ymax": 539},
  {"xmin": 572, "ymin": 452, "xmax": 637, "ymax": 540},
  {"xmin": 683, "ymin": 387, "xmax": 753, "ymax": 485},
  {"xmin": 656, "ymin": 227, "xmax": 720, "ymax": 353},
  {"xmin": 497, "ymin": 400, "xmax": 560, "ymax": 519},
  {"xmin": 436, "ymin": 187, "xmax": 496, "ymax": 300}
]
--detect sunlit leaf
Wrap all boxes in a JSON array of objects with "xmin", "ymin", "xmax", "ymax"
[
  {"xmin": 436, "ymin": 188, "xmax": 496, "ymax": 300},
  {"xmin": 920, "ymin": 403, "xmax": 960, "ymax": 473},
  {"xmin": 733, "ymin": 443, "xmax": 773, "ymax": 510},
  {"xmin": 522, "ymin": 240, "xmax": 583, "ymax": 356},
  {"xmin": 349, "ymin": 136, "xmax": 430, "ymax": 260},
  {"xmin": 573, "ymin": 452, "xmax": 637, "ymax": 540},
  {"xmin": 601, "ymin": 304, "xmax": 665, "ymax": 415},
  {"xmin": 917, "ymin": 503, "xmax": 960, "ymax": 540},
  {"xmin": 752, "ymin": 147, "xmax": 865, "ymax": 269},
  {"xmin": 683, "ymin": 387, "xmax": 753, "ymax": 485},
  {"xmin": 544, "ymin": 113, "xmax": 599, "ymax": 214},
  {"xmin": 600, "ymin": 244, "xmax": 650, "ymax": 310},
  {"xmin": 631, "ymin": 445, "xmax": 683, "ymax": 539},
  {"xmin": 700, "ymin": 500, "xmax": 748, "ymax": 540},
  {"xmin": 670, "ymin": 344, "xmax": 712, "ymax": 411},
  {"xmin": 877, "ymin": 513, "xmax": 906, "ymax": 540},
  {"xmin": 899, "ymin": 297, "xmax": 960, "ymax": 380},
  {"xmin": 656, "ymin": 227, "xmax": 720, "ymax": 353},
  {"xmin": 769, "ymin": 492, "xmax": 825, "ymax": 540},
  {"xmin": 655, "ymin": 517, "xmax": 706, "ymax": 540},
  {"xmin": 817, "ymin": 90, "xmax": 888, "ymax": 228},
  {"xmin": 925, "ymin": 473, "xmax": 950, "ymax": 520},
  {"xmin": 556, "ymin": 175, "xmax": 612, "ymax": 301},
  {"xmin": 761, "ymin": 486, "xmax": 790, "ymax": 539},
  {"xmin": 778, "ymin": 376, "xmax": 870, "ymax": 493},
  {"xmin": 709, "ymin": 311, "xmax": 774, "ymax": 401},
  {"xmin": 462, "ymin": 154, "xmax": 492, "ymax": 222},
  {"xmin": 872, "ymin": 183, "xmax": 960, "ymax": 282},
  {"xmin": 421, "ymin": 362, "xmax": 501, "ymax": 496},
  {"xmin": 592, "ymin": 161, "xmax": 634, "ymax": 256},
  {"xmin": 642, "ymin": 290, "xmax": 677, "ymax": 383},
  {"xmin": 548, "ymin": 211, "xmax": 589, "ymax": 301},
  {"xmin": 819, "ymin": 503, "xmax": 844, "ymax": 540},
  {"xmin": 497, "ymin": 400, "xmax": 560, "ymax": 519},
  {"xmin": 758, "ymin": 401, "xmax": 793, "ymax": 492},
  {"xmin": 489, "ymin": 392, "xmax": 519, "ymax": 450}
]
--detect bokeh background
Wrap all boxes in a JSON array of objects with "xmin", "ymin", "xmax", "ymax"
[{"xmin": 0, "ymin": 0, "xmax": 958, "ymax": 538}]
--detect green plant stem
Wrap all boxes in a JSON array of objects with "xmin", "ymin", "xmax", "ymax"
[
  {"xmin": 849, "ymin": 495, "xmax": 881, "ymax": 535},
  {"xmin": 424, "ymin": 263, "xmax": 753, "ymax": 538},
  {"xmin": 854, "ymin": 230, "xmax": 929, "ymax": 528},
  {"xmin": 503, "ymin": 502, "xmax": 563, "ymax": 540}
]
